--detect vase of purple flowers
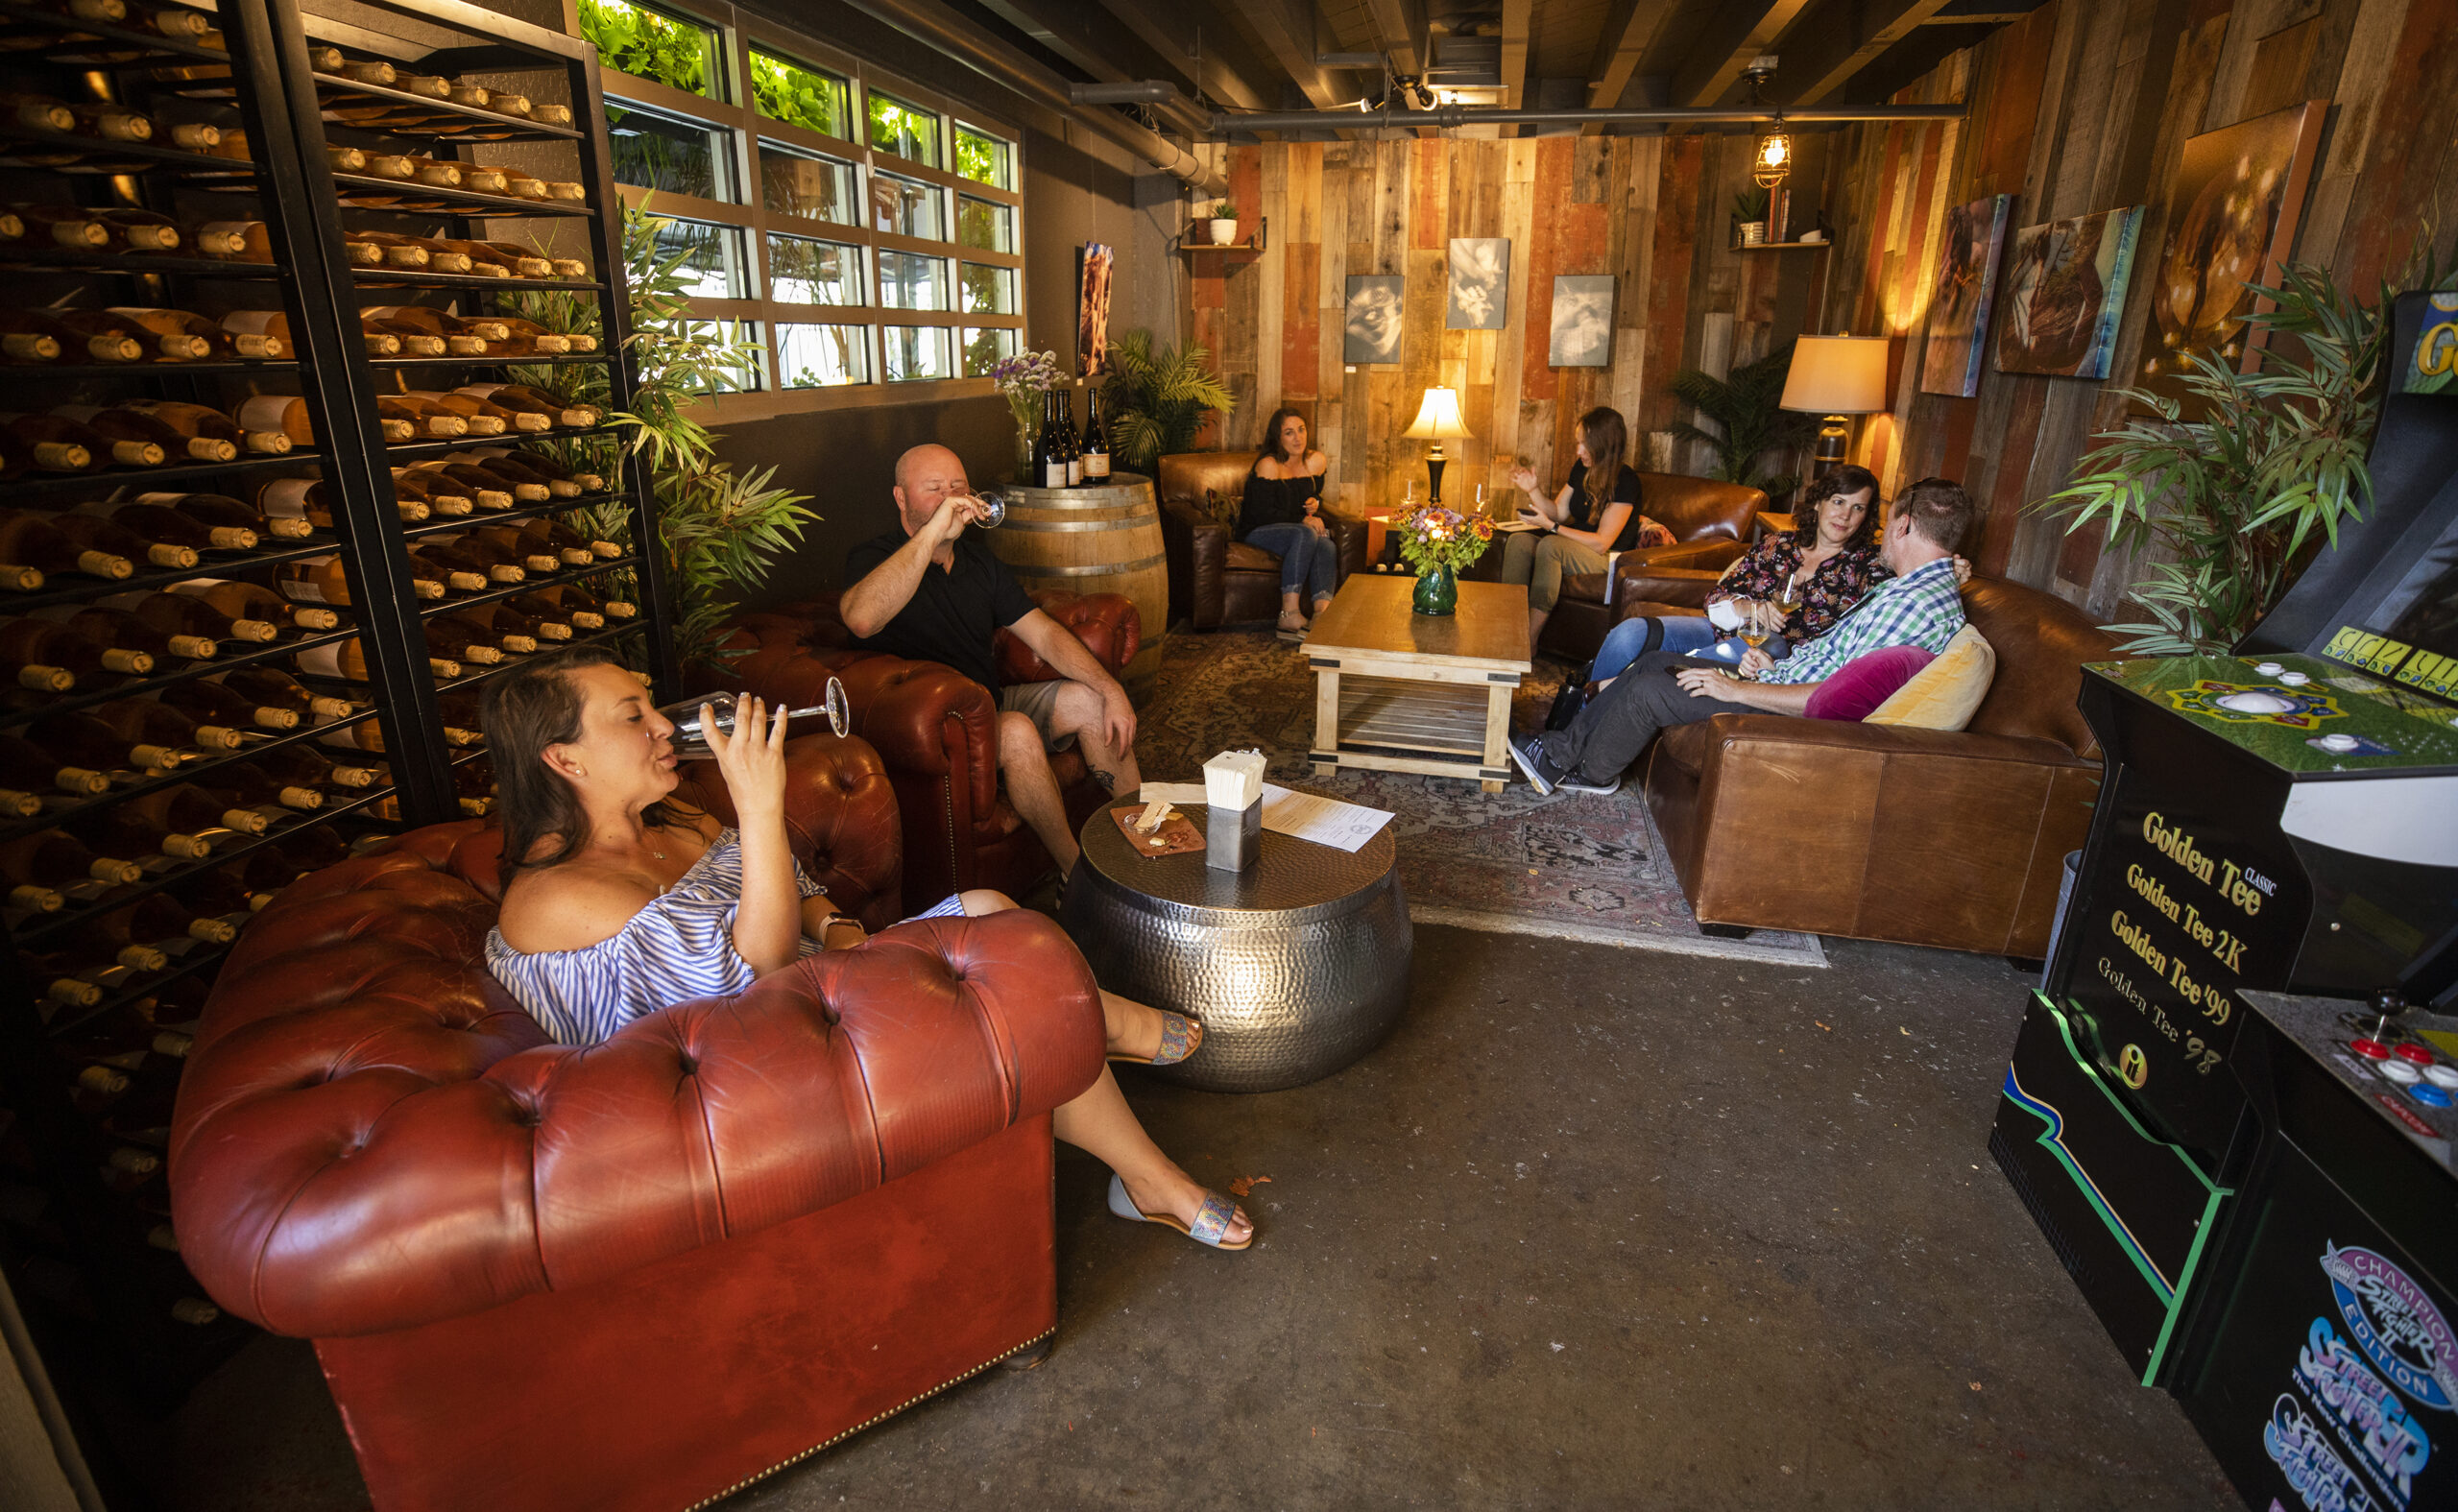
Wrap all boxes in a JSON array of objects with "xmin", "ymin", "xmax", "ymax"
[{"xmin": 987, "ymin": 348, "xmax": 1061, "ymax": 482}]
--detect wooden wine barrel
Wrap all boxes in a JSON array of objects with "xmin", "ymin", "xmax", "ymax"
[{"xmin": 984, "ymin": 473, "xmax": 1169, "ymax": 685}]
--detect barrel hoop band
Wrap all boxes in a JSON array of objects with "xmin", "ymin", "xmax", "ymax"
[
  {"xmin": 998, "ymin": 553, "xmax": 1169, "ymax": 577},
  {"xmin": 993, "ymin": 516, "xmax": 1159, "ymax": 533}
]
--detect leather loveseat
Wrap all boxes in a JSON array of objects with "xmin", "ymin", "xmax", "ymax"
[
  {"xmin": 1492, "ymin": 472, "xmax": 1771, "ymax": 661},
  {"xmin": 1642, "ymin": 577, "xmax": 2120, "ymax": 958},
  {"xmin": 712, "ymin": 588, "xmax": 1137, "ymax": 914},
  {"xmin": 169, "ymin": 736, "xmax": 1106, "ymax": 1512},
  {"xmin": 1154, "ymin": 450, "xmax": 1368, "ymax": 628}
]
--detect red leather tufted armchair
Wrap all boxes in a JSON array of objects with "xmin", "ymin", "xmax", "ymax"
[
  {"xmin": 169, "ymin": 735, "xmax": 1107, "ymax": 1512},
  {"xmin": 711, "ymin": 588, "xmax": 1138, "ymax": 915}
]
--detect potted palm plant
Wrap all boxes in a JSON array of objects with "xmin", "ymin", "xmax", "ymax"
[
  {"xmin": 1099, "ymin": 329, "xmax": 1235, "ymax": 473},
  {"xmin": 1667, "ymin": 342, "xmax": 1818, "ymax": 498},
  {"xmin": 1203, "ymin": 199, "xmax": 1241, "ymax": 246}
]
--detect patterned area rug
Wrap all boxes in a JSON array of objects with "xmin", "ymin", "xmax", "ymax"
[{"xmin": 1132, "ymin": 631, "xmax": 1824, "ymax": 966}]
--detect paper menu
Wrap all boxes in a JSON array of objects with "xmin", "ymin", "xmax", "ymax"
[{"xmin": 1121, "ymin": 784, "xmax": 1394, "ymax": 854}]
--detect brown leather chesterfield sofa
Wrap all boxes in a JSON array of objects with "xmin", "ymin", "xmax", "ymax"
[
  {"xmin": 1499, "ymin": 472, "xmax": 1771, "ymax": 661},
  {"xmin": 169, "ymin": 737, "xmax": 1106, "ymax": 1512},
  {"xmin": 1642, "ymin": 577, "xmax": 2120, "ymax": 957},
  {"xmin": 1154, "ymin": 450, "xmax": 1368, "ymax": 628},
  {"xmin": 712, "ymin": 588, "xmax": 1137, "ymax": 914}
]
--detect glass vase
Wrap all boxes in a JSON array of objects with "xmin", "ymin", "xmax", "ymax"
[
  {"xmin": 1411, "ymin": 563, "xmax": 1458, "ymax": 616},
  {"xmin": 1004, "ymin": 391, "xmax": 1038, "ymax": 483}
]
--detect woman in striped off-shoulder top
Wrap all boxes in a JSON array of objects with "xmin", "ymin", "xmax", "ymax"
[{"xmin": 481, "ymin": 647, "xmax": 1253, "ymax": 1252}]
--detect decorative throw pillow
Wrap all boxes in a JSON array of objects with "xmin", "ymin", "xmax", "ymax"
[
  {"xmin": 1802, "ymin": 645, "xmax": 1936, "ymax": 721},
  {"xmin": 1202, "ymin": 487, "xmax": 1240, "ymax": 529},
  {"xmin": 1865, "ymin": 624, "xmax": 1997, "ymax": 730}
]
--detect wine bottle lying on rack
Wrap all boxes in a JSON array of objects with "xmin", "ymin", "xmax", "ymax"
[
  {"xmin": 0, "ymin": 730, "xmax": 107, "ymax": 804},
  {"xmin": 0, "ymin": 615, "xmax": 150, "ymax": 689},
  {"xmin": 31, "ymin": 603, "xmax": 212, "ymax": 664},
  {"xmin": 55, "ymin": 405, "xmax": 236, "ymax": 465},
  {"xmin": 0, "ymin": 310, "xmax": 133, "ymax": 364},
  {"xmin": 158, "ymin": 676, "xmax": 291, "ymax": 733},
  {"xmin": 50, "ymin": 511, "xmax": 192, "ymax": 569},
  {"xmin": 94, "ymin": 209, "xmax": 182, "ymax": 253},
  {"xmin": 481, "ymin": 448, "xmax": 603, "ymax": 492},
  {"xmin": 111, "ymin": 492, "xmax": 291, "ymax": 544},
  {"xmin": 297, "ymin": 634, "xmax": 457, "ymax": 683},
  {"xmin": 129, "ymin": 400, "xmax": 289, "ymax": 457},
  {"xmin": 165, "ymin": 579, "xmax": 328, "ymax": 638},
  {"xmin": 218, "ymin": 665, "xmax": 357, "ymax": 724},
  {"xmin": 460, "ymin": 384, "xmax": 598, "ymax": 429},
  {"xmin": 0, "ymin": 509, "xmax": 132, "ymax": 586}
]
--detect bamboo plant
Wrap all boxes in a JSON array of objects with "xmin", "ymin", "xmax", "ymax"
[
  {"xmin": 501, "ymin": 204, "xmax": 817, "ymax": 671},
  {"xmin": 2040, "ymin": 255, "xmax": 2448, "ymax": 655}
]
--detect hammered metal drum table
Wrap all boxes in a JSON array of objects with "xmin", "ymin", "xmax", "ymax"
[{"xmin": 1060, "ymin": 797, "xmax": 1412, "ymax": 1092}]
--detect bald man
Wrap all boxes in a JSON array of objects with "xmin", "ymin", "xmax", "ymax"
[{"xmin": 840, "ymin": 444, "xmax": 1141, "ymax": 878}]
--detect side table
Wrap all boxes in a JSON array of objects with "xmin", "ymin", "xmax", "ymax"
[{"xmin": 1060, "ymin": 798, "xmax": 1412, "ymax": 1092}]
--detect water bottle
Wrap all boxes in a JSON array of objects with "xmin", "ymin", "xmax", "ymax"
[{"xmin": 658, "ymin": 677, "xmax": 850, "ymax": 759}]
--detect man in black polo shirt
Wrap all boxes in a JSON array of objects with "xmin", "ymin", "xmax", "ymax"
[{"xmin": 841, "ymin": 443, "xmax": 1142, "ymax": 878}]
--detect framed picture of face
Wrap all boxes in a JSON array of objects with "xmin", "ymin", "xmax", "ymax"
[
  {"xmin": 1446, "ymin": 238, "xmax": 1509, "ymax": 330},
  {"xmin": 2134, "ymin": 99, "xmax": 2327, "ymax": 412},
  {"xmin": 1994, "ymin": 205, "xmax": 2144, "ymax": 380},
  {"xmin": 1920, "ymin": 194, "xmax": 2012, "ymax": 396},
  {"xmin": 1344, "ymin": 275, "xmax": 1404, "ymax": 364},
  {"xmin": 1547, "ymin": 276, "xmax": 1614, "ymax": 368}
]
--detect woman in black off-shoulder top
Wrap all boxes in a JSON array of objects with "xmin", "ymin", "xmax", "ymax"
[{"xmin": 1239, "ymin": 406, "xmax": 1338, "ymax": 637}]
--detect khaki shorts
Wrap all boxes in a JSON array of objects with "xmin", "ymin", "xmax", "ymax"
[{"xmin": 999, "ymin": 680, "xmax": 1078, "ymax": 752}]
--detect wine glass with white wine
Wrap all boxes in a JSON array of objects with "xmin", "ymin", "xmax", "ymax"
[{"xmin": 1737, "ymin": 600, "xmax": 1781, "ymax": 678}]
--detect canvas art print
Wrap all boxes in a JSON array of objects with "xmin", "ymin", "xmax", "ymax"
[
  {"xmin": 1344, "ymin": 275, "xmax": 1404, "ymax": 364},
  {"xmin": 1076, "ymin": 242, "xmax": 1114, "ymax": 377},
  {"xmin": 2136, "ymin": 100, "xmax": 2326, "ymax": 410},
  {"xmin": 1549, "ymin": 276, "xmax": 1613, "ymax": 367},
  {"xmin": 2406, "ymin": 290, "xmax": 2458, "ymax": 396},
  {"xmin": 1994, "ymin": 205, "xmax": 2144, "ymax": 379},
  {"xmin": 1447, "ymin": 238, "xmax": 1509, "ymax": 330},
  {"xmin": 1921, "ymin": 194, "xmax": 2012, "ymax": 396}
]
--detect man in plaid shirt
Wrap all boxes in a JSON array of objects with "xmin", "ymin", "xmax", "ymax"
[{"xmin": 1512, "ymin": 479, "xmax": 1975, "ymax": 796}]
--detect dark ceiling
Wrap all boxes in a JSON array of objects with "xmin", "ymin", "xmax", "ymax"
[{"xmin": 950, "ymin": 0, "xmax": 2050, "ymax": 132}]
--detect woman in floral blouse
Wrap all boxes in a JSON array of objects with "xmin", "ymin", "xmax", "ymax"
[{"xmin": 1590, "ymin": 466, "xmax": 1884, "ymax": 684}]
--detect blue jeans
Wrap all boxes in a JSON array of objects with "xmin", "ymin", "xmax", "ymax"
[
  {"xmin": 1592, "ymin": 615, "xmax": 1783, "ymax": 680},
  {"xmin": 1244, "ymin": 521, "xmax": 1338, "ymax": 602}
]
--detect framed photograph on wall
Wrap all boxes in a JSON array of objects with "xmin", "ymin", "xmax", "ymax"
[
  {"xmin": 1549, "ymin": 276, "xmax": 1613, "ymax": 367},
  {"xmin": 1446, "ymin": 238, "xmax": 1509, "ymax": 330},
  {"xmin": 1920, "ymin": 194, "xmax": 2012, "ymax": 396},
  {"xmin": 1344, "ymin": 275, "xmax": 1405, "ymax": 364},
  {"xmin": 2134, "ymin": 99, "xmax": 2327, "ymax": 412},
  {"xmin": 1076, "ymin": 242, "xmax": 1114, "ymax": 377},
  {"xmin": 1994, "ymin": 205, "xmax": 2144, "ymax": 380}
]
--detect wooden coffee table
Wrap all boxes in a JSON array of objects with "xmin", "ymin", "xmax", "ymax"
[{"xmin": 1304, "ymin": 574, "xmax": 1532, "ymax": 793}]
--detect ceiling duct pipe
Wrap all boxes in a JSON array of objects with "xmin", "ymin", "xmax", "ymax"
[
  {"xmin": 830, "ymin": 0, "xmax": 1223, "ymax": 194},
  {"xmin": 1067, "ymin": 80, "xmax": 1212, "ymax": 141},
  {"xmin": 1210, "ymin": 104, "xmax": 1964, "ymax": 132}
]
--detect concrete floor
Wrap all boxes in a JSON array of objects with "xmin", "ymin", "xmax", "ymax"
[{"xmin": 169, "ymin": 928, "xmax": 2237, "ymax": 1510}]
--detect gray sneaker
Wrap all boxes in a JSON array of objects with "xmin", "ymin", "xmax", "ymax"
[
  {"xmin": 1556, "ymin": 772, "xmax": 1619, "ymax": 796},
  {"xmin": 1507, "ymin": 733, "xmax": 1562, "ymax": 795}
]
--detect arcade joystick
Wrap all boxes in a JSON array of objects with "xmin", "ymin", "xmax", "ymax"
[{"xmin": 2353, "ymin": 1039, "xmax": 2393, "ymax": 1060}]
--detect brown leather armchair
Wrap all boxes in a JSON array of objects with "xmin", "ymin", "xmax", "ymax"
[
  {"xmin": 169, "ymin": 736, "xmax": 1107, "ymax": 1512},
  {"xmin": 1642, "ymin": 577, "xmax": 2120, "ymax": 958},
  {"xmin": 712, "ymin": 588, "xmax": 1138, "ymax": 914},
  {"xmin": 1530, "ymin": 473, "xmax": 1770, "ymax": 661},
  {"xmin": 1155, "ymin": 450, "xmax": 1368, "ymax": 628}
]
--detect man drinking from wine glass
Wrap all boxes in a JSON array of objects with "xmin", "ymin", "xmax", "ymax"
[
  {"xmin": 839, "ymin": 444, "xmax": 1142, "ymax": 880},
  {"xmin": 1509, "ymin": 479, "xmax": 1974, "ymax": 797}
]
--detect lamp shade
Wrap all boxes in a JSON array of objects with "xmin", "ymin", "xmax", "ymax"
[
  {"xmin": 1779, "ymin": 336, "xmax": 1890, "ymax": 415},
  {"xmin": 1401, "ymin": 386, "xmax": 1473, "ymax": 439}
]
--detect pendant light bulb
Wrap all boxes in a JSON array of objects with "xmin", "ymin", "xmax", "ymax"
[{"xmin": 1754, "ymin": 123, "xmax": 1792, "ymax": 189}]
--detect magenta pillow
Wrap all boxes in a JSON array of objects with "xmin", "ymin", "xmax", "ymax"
[{"xmin": 1802, "ymin": 645, "xmax": 1937, "ymax": 721}]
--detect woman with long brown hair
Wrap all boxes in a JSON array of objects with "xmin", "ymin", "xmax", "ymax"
[
  {"xmin": 1500, "ymin": 406, "xmax": 1668, "ymax": 645},
  {"xmin": 1240, "ymin": 405, "xmax": 1337, "ymax": 637},
  {"xmin": 480, "ymin": 647, "xmax": 1253, "ymax": 1251}
]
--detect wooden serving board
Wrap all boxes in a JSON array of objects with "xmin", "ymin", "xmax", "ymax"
[{"xmin": 1110, "ymin": 806, "xmax": 1203, "ymax": 858}]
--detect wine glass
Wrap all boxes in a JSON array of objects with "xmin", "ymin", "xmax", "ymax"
[
  {"xmin": 660, "ymin": 676, "xmax": 851, "ymax": 758},
  {"xmin": 968, "ymin": 491, "xmax": 1006, "ymax": 529},
  {"xmin": 1736, "ymin": 601, "xmax": 1779, "ymax": 678},
  {"xmin": 1474, "ymin": 482, "xmax": 1489, "ymax": 516}
]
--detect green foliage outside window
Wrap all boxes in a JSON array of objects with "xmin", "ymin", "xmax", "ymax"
[
  {"xmin": 578, "ymin": 0, "xmax": 712, "ymax": 97},
  {"xmin": 954, "ymin": 127, "xmax": 1006, "ymax": 188},
  {"xmin": 869, "ymin": 91, "xmax": 938, "ymax": 166},
  {"xmin": 752, "ymin": 49, "xmax": 845, "ymax": 137}
]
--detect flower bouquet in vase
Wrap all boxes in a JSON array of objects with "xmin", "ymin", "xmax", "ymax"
[
  {"xmin": 1395, "ymin": 501, "xmax": 1494, "ymax": 616},
  {"xmin": 988, "ymin": 348, "xmax": 1061, "ymax": 482}
]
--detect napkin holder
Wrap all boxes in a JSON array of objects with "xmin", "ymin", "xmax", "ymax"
[{"xmin": 1203, "ymin": 749, "xmax": 1267, "ymax": 873}]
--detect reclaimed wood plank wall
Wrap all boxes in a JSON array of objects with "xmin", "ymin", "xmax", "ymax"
[
  {"xmin": 1184, "ymin": 133, "xmax": 1829, "ymax": 519},
  {"xmin": 1811, "ymin": 0, "xmax": 2458, "ymax": 615},
  {"xmin": 1184, "ymin": 0, "xmax": 2453, "ymax": 617}
]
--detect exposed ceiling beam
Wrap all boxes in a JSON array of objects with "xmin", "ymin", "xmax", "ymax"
[
  {"xmin": 1089, "ymin": 0, "xmax": 1269, "ymax": 111},
  {"xmin": 1669, "ymin": 0, "xmax": 1816, "ymax": 108},
  {"xmin": 973, "ymin": 0, "xmax": 1211, "ymax": 135},
  {"xmin": 1360, "ymin": 0, "xmax": 1421, "ymax": 79},
  {"xmin": 1499, "ymin": 0, "xmax": 1530, "ymax": 109},
  {"xmin": 1585, "ymin": 0, "xmax": 1680, "ymax": 121},
  {"xmin": 1226, "ymin": 0, "xmax": 1348, "ymax": 109},
  {"xmin": 1774, "ymin": 0, "xmax": 1959, "ymax": 105}
]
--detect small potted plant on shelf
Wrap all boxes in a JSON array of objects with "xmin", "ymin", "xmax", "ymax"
[
  {"xmin": 1203, "ymin": 199, "xmax": 1241, "ymax": 246},
  {"xmin": 1394, "ymin": 502, "xmax": 1494, "ymax": 617},
  {"xmin": 1733, "ymin": 186, "xmax": 1771, "ymax": 247}
]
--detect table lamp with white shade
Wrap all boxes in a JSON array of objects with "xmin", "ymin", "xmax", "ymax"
[
  {"xmin": 1400, "ymin": 386, "xmax": 1474, "ymax": 504},
  {"xmin": 1778, "ymin": 335, "xmax": 1890, "ymax": 481}
]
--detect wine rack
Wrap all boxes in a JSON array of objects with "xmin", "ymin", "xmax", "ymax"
[{"xmin": 0, "ymin": 0, "xmax": 672, "ymax": 1463}]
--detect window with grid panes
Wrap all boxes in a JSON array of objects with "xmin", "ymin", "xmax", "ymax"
[{"xmin": 581, "ymin": 1, "xmax": 1024, "ymax": 404}]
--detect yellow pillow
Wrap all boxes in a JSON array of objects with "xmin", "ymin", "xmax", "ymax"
[{"xmin": 1866, "ymin": 623, "xmax": 1995, "ymax": 730}]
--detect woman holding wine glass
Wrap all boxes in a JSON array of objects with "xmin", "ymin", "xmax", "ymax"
[
  {"xmin": 1239, "ymin": 407, "xmax": 1338, "ymax": 638},
  {"xmin": 481, "ymin": 647, "xmax": 1253, "ymax": 1250},
  {"xmin": 1583, "ymin": 466, "xmax": 1887, "ymax": 691}
]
